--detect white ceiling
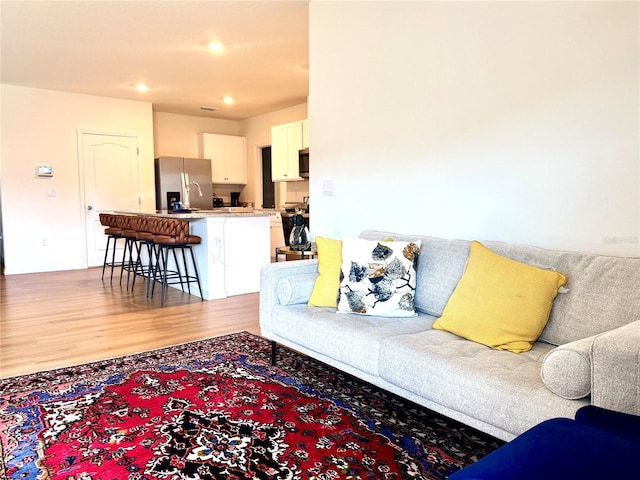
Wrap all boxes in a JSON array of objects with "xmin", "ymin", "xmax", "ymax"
[{"xmin": 0, "ymin": 0, "xmax": 309, "ymax": 120}]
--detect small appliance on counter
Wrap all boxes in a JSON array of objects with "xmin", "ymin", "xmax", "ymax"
[
  {"xmin": 212, "ymin": 194, "xmax": 224, "ymax": 208},
  {"xmin": 231, "ymin": 192, "xmax": 240, "ymax": 207},
  {"xmin": 167, "ymin": 191, "xmax": 181, "ymax": 209}
]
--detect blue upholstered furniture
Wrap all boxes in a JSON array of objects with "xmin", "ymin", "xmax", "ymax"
[{"xmin": 449, "ymin": 406, "xmax": 640, "ymax": 479}]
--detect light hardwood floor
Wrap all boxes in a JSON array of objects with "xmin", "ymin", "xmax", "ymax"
[{"xmin": 0, "ymin": 267, "xmax": 261, "ymax": 378}]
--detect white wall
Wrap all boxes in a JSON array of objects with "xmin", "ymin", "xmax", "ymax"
[
  {"xmin": 241, "ymin": 103, "xmax": 307, "ymax": 207},
  {"xmin": 309, "ymin": 1, "xmax": 639, "ymax": 255},
  {"xmin": 0, "ymin": 85, "xmax": 154, "ymax": 274},
  {"xmin": 153, "ymin": 111, "xmax": 240, "ymax": 158}
]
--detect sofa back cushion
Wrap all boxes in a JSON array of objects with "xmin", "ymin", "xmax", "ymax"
[
  {"xmin": 360, "ymin": 232, "xmax": 640, "ymax": 345},
  {"xmin": 484, "ymin": 241, "xmax": 640, "ymax": 345},
  {"xmin": 359, "ymin": 230, "xmax": 470, "ymax": 317}
]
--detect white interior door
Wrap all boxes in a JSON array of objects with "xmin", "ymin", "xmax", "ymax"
[{"xmin": 81, "ymin": 132, "xmax": 140, "ymax": 267}]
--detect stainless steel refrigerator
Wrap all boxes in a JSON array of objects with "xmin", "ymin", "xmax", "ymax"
[{"xmin": 155, "ymin": 157, "xmax": 212, "ymax": 210}]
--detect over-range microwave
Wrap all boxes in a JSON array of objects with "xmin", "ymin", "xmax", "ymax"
[{"xmin": 299, "ymin": 148, "xmax": 309, "ymax": 178}]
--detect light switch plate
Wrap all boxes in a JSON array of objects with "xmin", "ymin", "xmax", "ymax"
[{"xmin": 322, "ymin": 179, "xmax": 335, "ymax": 196}]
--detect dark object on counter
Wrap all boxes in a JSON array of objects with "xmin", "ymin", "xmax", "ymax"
[
  {"xmin": 282, "ymin": 212, "xmax": 310, "ymax": 247},
  {"xmin": 231, "ymin": 192, "xmax": 240, "ymax": 207},
  {"xmin": 167, "ymin": 191, "xmax": 180, "ymax": 209},
  {"xmin": 169, "ymin": 209, "xmax": 194, "ymax": 214},
  {"xmin": 289, "ymin": 213, "xmax": 311, "ymax": 251},
  {"xmin": 212, "ymin": 196, "xmax": 224, "ymax": 207}
]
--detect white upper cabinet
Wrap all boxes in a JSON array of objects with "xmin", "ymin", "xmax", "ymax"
[
  {"xmin": 271, "ymin": 119, "xmax": 307, "ymax": 181},
  {"xmin": 203, "ymin": 133, "xmax": 247, "ymax": 184}
]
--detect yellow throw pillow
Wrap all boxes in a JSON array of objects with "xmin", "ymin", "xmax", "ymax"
[
  {"xmin": 432, "ymin": 241, "xmax": 567, "ymax": 353},
  {"xmin": 308, "ymin": 236, "xmax": 343, "ymax": 307}
]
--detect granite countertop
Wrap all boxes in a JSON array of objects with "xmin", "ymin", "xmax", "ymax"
[{"xmin": 116, "ymin": 209, "xmax": 273, "ymax": 219}]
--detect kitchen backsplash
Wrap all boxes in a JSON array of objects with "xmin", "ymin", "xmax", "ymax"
[
  {"xmin": 211, "ymin": 184, "xmax": 245, "ymax": 207},
  {"xmin": 283, "ymin": 179, "xmax": 309, "ymax": 206}
]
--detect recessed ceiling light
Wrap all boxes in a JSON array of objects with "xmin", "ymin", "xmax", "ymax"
[
  {"xmin": 223, "ymin": 96, "xmax": 234, "ymax": 105},
  {"xmin": 135, "ymin": 83, "xmax": 149, "ymax": 92},
  {"xmin": 208, "ymin": 41, "xmax": 224, "ymax": 52}
]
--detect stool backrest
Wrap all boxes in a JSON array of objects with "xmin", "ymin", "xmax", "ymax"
[
  {"xmin": 114, "ymin": 215, "xmax": 135, "ymax": 230},
  {"xmin": 100, "ymin": 213, "xmax": 122, "ymax": 228},
  {"xmin": 132, "ymin": 215, "xmax": 149, "ymax": 232},
  {"xmin": 174, "ymin": 220, "xmax": 190, "ymax": 243},
  {"xmin": 146, "ymin": 217, "xmax": 179, "ymax": 237}
]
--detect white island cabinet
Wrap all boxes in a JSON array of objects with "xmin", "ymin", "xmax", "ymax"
[
  {"xmin": 116, "ymin": 210, "xmax": 271, "ymax": 300},
  {"xmin": 190, "ymin": 214, "xmax": 270, "ymax": 299}
]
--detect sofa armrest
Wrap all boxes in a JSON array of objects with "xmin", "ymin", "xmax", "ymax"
[
  {"xmin": 259, "ymin": 259, "xmax": 319, "ymax": 337},
  {"xmin": 541, "ymin": 335, "xmax": 594, "ymax": 399},
  {"xmin": 591, "ymin": 320, "xmax": 640, "ymax": 415}
]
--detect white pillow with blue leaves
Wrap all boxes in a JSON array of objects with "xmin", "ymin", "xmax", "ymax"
[{"xmin": 337, "ymin": 237, "xmax": 422, "ymax": 317}]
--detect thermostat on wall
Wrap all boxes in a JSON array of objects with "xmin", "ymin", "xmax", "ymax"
[{"xmin": 37, "ymin": 165, "xmax": 53, "ymax": 177}]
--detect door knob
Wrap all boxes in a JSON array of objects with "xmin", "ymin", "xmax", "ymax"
[{"xmin": 87, "ymin": 205, "xmax": 93, "ymax": 211}]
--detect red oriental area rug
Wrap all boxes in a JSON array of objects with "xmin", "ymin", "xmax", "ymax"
[{"xmin": 0, "ymin": 332, "xmax": 502, "ymax": 479}]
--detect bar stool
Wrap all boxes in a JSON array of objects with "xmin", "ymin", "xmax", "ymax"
[
  {"xmin": 145, "ymin": 217, "xmax": 184, "ymax": 300},
  {"xmin": 115, "ymin": 215, "xmax": 140, "ymax": 288},
  {"xmin": 99, "ymin": 213, "xmax": 123, "ymax": 284},
  {"xmin": 147, "ymin": 217, "xmax": 203, "ymax": 306},
  {"xmin": 130, "ymin": 216, "xmax": 157, "ymax": 294}
]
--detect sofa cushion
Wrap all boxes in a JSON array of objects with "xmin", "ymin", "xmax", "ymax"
[
  {"xmin": 378, "ymin": 330, "xmax": 587, "ymax": 437},
  {"xmin": 540, "ymin": 336, "xmax": 594, "ymax": 399},
  {"xmin": 308, "ymin": 236, "xmax": 343, "ymax": 307},
  {"xmin": 484, "ymin": 241, "xmax": 640, "ymax": 345},
  {"xmin": 359, "ymin": 230, "xmax": 470, "ymax": 316},
  {"xmin": 433, "ymin": 241, "xmax": 567, "ymax": 353},
  {"xmin": 337, "ymin": 237, "xmax": 421, "ymax": 317},
  {"xmin": 276, "ymin": 273, "xmax": 318, "ymax": 306},
  {"xmin": 271, "ymin": 304, "xmax": 435, "ymax": 376}
]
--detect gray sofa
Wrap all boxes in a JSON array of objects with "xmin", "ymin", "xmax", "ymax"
[{"xmin": 259, "ymin": 230, "xmax": 640, "ymax": 441}]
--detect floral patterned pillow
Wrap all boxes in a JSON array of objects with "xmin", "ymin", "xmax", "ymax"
[{"xmin": 337, "ymin": 237, "xmax": 422, "ymax": 317}]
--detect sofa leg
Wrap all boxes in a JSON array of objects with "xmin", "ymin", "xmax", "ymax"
[{"xmin": 270, "ymin": 341, "xmax": 277, "ymax": 366}]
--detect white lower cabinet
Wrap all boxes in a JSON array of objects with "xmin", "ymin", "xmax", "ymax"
[{"xmin": 269, "ymin": 212, "xmax": 284, "ymax": 258}]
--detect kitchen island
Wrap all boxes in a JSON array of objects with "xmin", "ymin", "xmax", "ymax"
[{"xmin": 117, "ymin": 209, "xmax": 272, "ymax": 300}]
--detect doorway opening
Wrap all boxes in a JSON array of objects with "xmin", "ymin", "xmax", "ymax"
[{"xmin": 261, "ymin": 146, "xmax": 276, "ymax": 208}]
